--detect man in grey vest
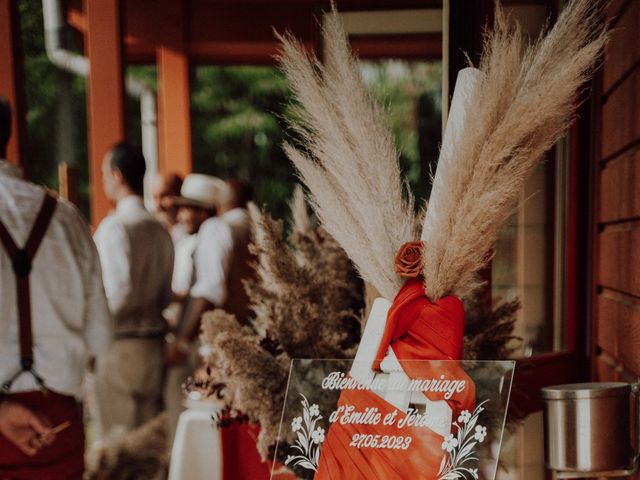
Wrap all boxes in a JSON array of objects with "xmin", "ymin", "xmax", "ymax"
[{"xmin": 93, "ymin": 142, "xmax": 174, "ymax": 437}]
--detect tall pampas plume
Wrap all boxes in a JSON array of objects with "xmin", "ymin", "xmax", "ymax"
[
  {"xmin": 420, "ymin": 0, "xmax": 607, "ymax": 299},
  {"xmin": 276, "ymin": 9, "xmax": 418, "ymax": 301},
  {"xmin": 290, "ymin": 184, "xmax": 311, "ymax": 235},
  {"xmin": 277, "ymin": 0, "xmax": 606, "ymax": 302}
]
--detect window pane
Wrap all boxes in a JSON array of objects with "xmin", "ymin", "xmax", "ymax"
[
  {"xmin": 359, "ymin": 59, "xmax": 442, "ymax": 204},
  {"xmin": 492, "ymin": 152, "xmax": 566, "ymax": 356}
]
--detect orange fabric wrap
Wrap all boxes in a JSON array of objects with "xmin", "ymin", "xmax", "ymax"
[{"xmin": 316, "ymin": 278, "xmax": 475, "ymax": 479}]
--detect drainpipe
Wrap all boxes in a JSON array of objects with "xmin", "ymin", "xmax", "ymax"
[{"xmin": 42, "ymin": 0, "xmax": 159, "ymax": 209}]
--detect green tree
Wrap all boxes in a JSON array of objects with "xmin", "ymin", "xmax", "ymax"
[
  {"xmin": 191, "ymin": 66, "xmax": 295, "ymax": 220},
  {"xmin": 191, "ymin": 61, "xmax": 442, "ymax": 221},
  {"xmin": 19, "ymin": 1, "xmax": 90, "ymax": 216}
]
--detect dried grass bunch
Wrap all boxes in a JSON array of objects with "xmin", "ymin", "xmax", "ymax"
[
  {"xmin": 200, "ymin": 309, "xmax": 290, "ymax": 458},
  {"xmin": 85, "ymin": 414, "xmax": 168, "ymax": 480},
  {"xmin": 277, "ymin": 0, "xmax": 606, "ymax": 301},
  {"xmin": 463, "ymin": 298, "xmax": 521, "ymax": 361},
  {"xmin": 421, "ymin": 0, "xmax": 607, "ymax": 299},
  {"xmin": 246, "ymin": 194, "xmax": 362, "ymax": 358},
  {"xmin": 276, "ymin": 17, "xmax": 418, "ymax": 301},
  {"xmin": 199, "ymin": 188, "xmax": 363, "ymax": 458}
]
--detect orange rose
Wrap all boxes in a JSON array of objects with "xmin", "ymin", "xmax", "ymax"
[{"xmin": 394, "ymin": 241, "xmax": 424, "ymax": 278}]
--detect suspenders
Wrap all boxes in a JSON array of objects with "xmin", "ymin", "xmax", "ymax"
[{"xmin": 0, "ymin": 193, "xmax": 58, "ymax": 394}]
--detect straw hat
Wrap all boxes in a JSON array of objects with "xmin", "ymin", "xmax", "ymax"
[{"xmin": 174, "ymin": 174, "xmax": 230, "ymax": 209}]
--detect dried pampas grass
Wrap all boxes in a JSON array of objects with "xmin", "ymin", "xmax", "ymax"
[
  {"xmin": 276, "ymin": 12, "xmax": 418, "ymax": 301},
  {"xmin": 85, "ymin": 414, "xmax": 168, "ymax": 480},
  {"xmin": 463, "ymin": 297, "xmax": 521, "ymax": 361},
  {"xmin": 198, "ymin": 191, "xmax": 363, "ymax": 458},
  {"xmin": 200, "ymin": 309, "xmax": 290, "ymax": 458},
  {"xmin": 247, "ymin": 201, "xmax": 362, "ymax": 358},
  {"xmin": 421, "ymin": 0, "xmax": 607, "ymax": 299},
  {"xmin": 278, "ymin": 0, "xmax": 606, "ymax": 301}
]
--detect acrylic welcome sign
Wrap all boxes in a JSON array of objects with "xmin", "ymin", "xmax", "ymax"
[{"xmin": 271, "ymin": 359, "xmax": 514, "ymax": 480}]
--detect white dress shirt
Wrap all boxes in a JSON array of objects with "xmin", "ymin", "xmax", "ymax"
[
  {"xmin": 94, "ymin": 195, "xmax": 174, "ymax": 336},
  {"xmin": 163, "ymin": 233, "xmax": 197, "ymax": 328},
  {"xmin": 0, "ymin": 160, "xmax": 112, "ymax": 398},
  {"xmin": 172, "ymin": 233, "xmax": 197, "ymax": 296},
  {"xmin": 190, "ymin": 217, "xmax": 233, "ymax": 306}
]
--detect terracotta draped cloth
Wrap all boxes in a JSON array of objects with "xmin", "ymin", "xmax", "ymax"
[
  {"xmin": 221, "ymin": 423, "xmax": 272, "ymax": 479},
  {"xmin": 316, "ymin": 279, "xmax": 475, "ymax": 479}
]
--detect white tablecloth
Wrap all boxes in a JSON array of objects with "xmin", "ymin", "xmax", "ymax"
[{"xmin": 168, "ymin": 400, "xmax": 223, "ymax": 480}]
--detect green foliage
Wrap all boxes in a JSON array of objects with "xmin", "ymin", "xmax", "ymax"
[
  {"xmin": 191, "ymin": 66, "xmax": 295, "ymax": 220},
  {"xmin": 360, "ymin": 60, "xmax": 442, "ymax": 203},
  {"xmin": 19, "ymin": 1, "xmax": 90, "ymax": 216},
  {"xmin": 191, "ymin": 62, "xmax": 442, "ymax": 220}
]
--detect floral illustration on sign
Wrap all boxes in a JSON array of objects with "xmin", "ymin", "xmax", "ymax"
[
  {"xmin": 285, "ymin": 394, "xmax": 325, "ymax": 472},
  {"xmin": 437, "ymin": 400, "xmax": 489, "ymax": 480}
]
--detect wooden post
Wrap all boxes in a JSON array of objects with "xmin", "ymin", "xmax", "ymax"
[
  {"xmin": 58, "ymin": 163, "xmax": 79, "ymax": 206},
  {"xmin": 0, "ymin": 0, "xmax": 28, "ymax": 172},
  {"xmin": 84, "ymin": 0, "xmax": 126, "ymax": 226},
  {"xmin": 157, "ymin": 0, "xmax": 192, "ymax": 177}
]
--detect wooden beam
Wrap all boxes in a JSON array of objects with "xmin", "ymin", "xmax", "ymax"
[
  {"xmin": 84, "ymin": 0, "xmax": 126, "ymax": 226},
  {"xmin": 156, "ymin": 0, "xmax": 192, "ymax": 176},
  {"xmin": 349, "ymin": 33, "xmax": 441, "ymax": 60},
  {"xmin": 0, "ymin": 0, "xmax": 28, "ymax": 171},
  {"xmin": 58, "ymin": 162, "xmax": 79, "ymax": 206}
]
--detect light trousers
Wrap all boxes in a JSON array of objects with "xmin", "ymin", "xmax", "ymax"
[{"xmin": 94, "ymin": 337, "xmax": 164, "ymax": 437}]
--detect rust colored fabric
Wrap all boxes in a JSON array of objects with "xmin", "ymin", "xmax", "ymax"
[
  {"xmin": 0, "ymin": 390, "xmax": 84, "ymax": 480},
  {"xmin": 315, "ymin": 389, "xmax": 449, "ymax": 479},
  {"xmin": 373, "ymin": 278, "xmax": 464, "ymax": 368},
  {"xmin": 221, "ymin": 422, "xmax": 271, "ymax": 479},
  {"xmin": 316, "ymin": 278, "xmax": 475, "ymax": 479}
]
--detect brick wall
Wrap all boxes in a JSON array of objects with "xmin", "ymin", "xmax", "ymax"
[{"xmin": 594, "ymin": 0, "xmax": 640, "ymax": 386}]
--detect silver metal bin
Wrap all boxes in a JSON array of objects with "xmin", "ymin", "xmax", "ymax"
[{"xmin": 541, "ymin": 382, "xmax": 634, "ymax": 473}]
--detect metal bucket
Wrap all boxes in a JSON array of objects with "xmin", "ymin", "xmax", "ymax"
[{"xmin": 541, "ymin": 382, "xmax": 635, "ymax": 473}]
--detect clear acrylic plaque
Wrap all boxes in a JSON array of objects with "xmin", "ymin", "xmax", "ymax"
[{"xmin": 271, "ymin": 359, "xmax": 515, "ymax": 480}]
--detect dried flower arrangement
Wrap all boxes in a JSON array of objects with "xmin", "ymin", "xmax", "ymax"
[
  {"xmin": 463, "ymin": 298, "xmax": 521, "ymax": 362},
  {"xmin": 199, "ymin": 188, "xmax": 364, "ymax": 458},
  {"xmin": 198, "ymin": 190, "xmax": 521, "ymax": 461},
  {"xmin": 277, "ymin": 0, "xmax": 606, "ymax": 302},
  {"xmin": 85, "ymin": 413, "xmax": 168, "ymax": 480},
  {"xmin": 196, "ymin": 0, "xmax": 606, "ymax": 465}
]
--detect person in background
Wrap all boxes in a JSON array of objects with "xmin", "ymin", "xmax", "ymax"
[
  {"xmin": 150, "ymin": 172, "xmax": 184, "ymax": 242},
  {"xmin": 0, "ymin": 98, "xmax": 112, "ymax": 479},
  {"xmin": 163, "ymin": 173, "xmax": 227, "ymax": 444},
  {"xmin": 217, "ymin": 180, "xmax": 255, "ymax": 325},
  {"xmin": 93, "ymin": 142, "xmax": 174, "ymax": 437},
  {"xmin": 163, "ymin": 174, "xmax": 219, "ymax": 333},
  {"xmin": 164, "ymin": 175, "xmax": 233, "ymax": 367}
]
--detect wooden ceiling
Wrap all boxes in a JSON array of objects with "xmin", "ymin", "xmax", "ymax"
[{"xmin": 65, "ymin": 0, "xmax": 444, "ymax": 64}]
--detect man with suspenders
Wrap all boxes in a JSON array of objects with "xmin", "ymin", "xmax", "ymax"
[{"xmin": 0, "ymin": 100, "xmax": 112, "ymax": 478}]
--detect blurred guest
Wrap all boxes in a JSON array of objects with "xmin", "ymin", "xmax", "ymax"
[
  {"xmin": 217, "ymin": 180, "xmax": 255, "ymax": 325},
  {"xmin": 93, "ymin": 142, "xmax": 174, "ymax": 437},
  {"xmin": 0, "ymin": 98, "xmax": 112, "ymax": 478},
  {"xmin": 164, "ymin": 175, "xmax": 233, "ymax": 367},
  {"xmin": 150, "ymin": 172, "xmax": 184, "ymax": 242},
  {"xmin": 163, "ymin": 174, "xmax": 218, "ymax": 330},
  {"xmin": 163, "ymin": 174, "xmax": 228, "ymax": 443}
]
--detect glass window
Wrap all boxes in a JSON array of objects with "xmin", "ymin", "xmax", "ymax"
[{"xmin": 492, "ymin": 144, "xmax": 568, "ymax": 356}]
